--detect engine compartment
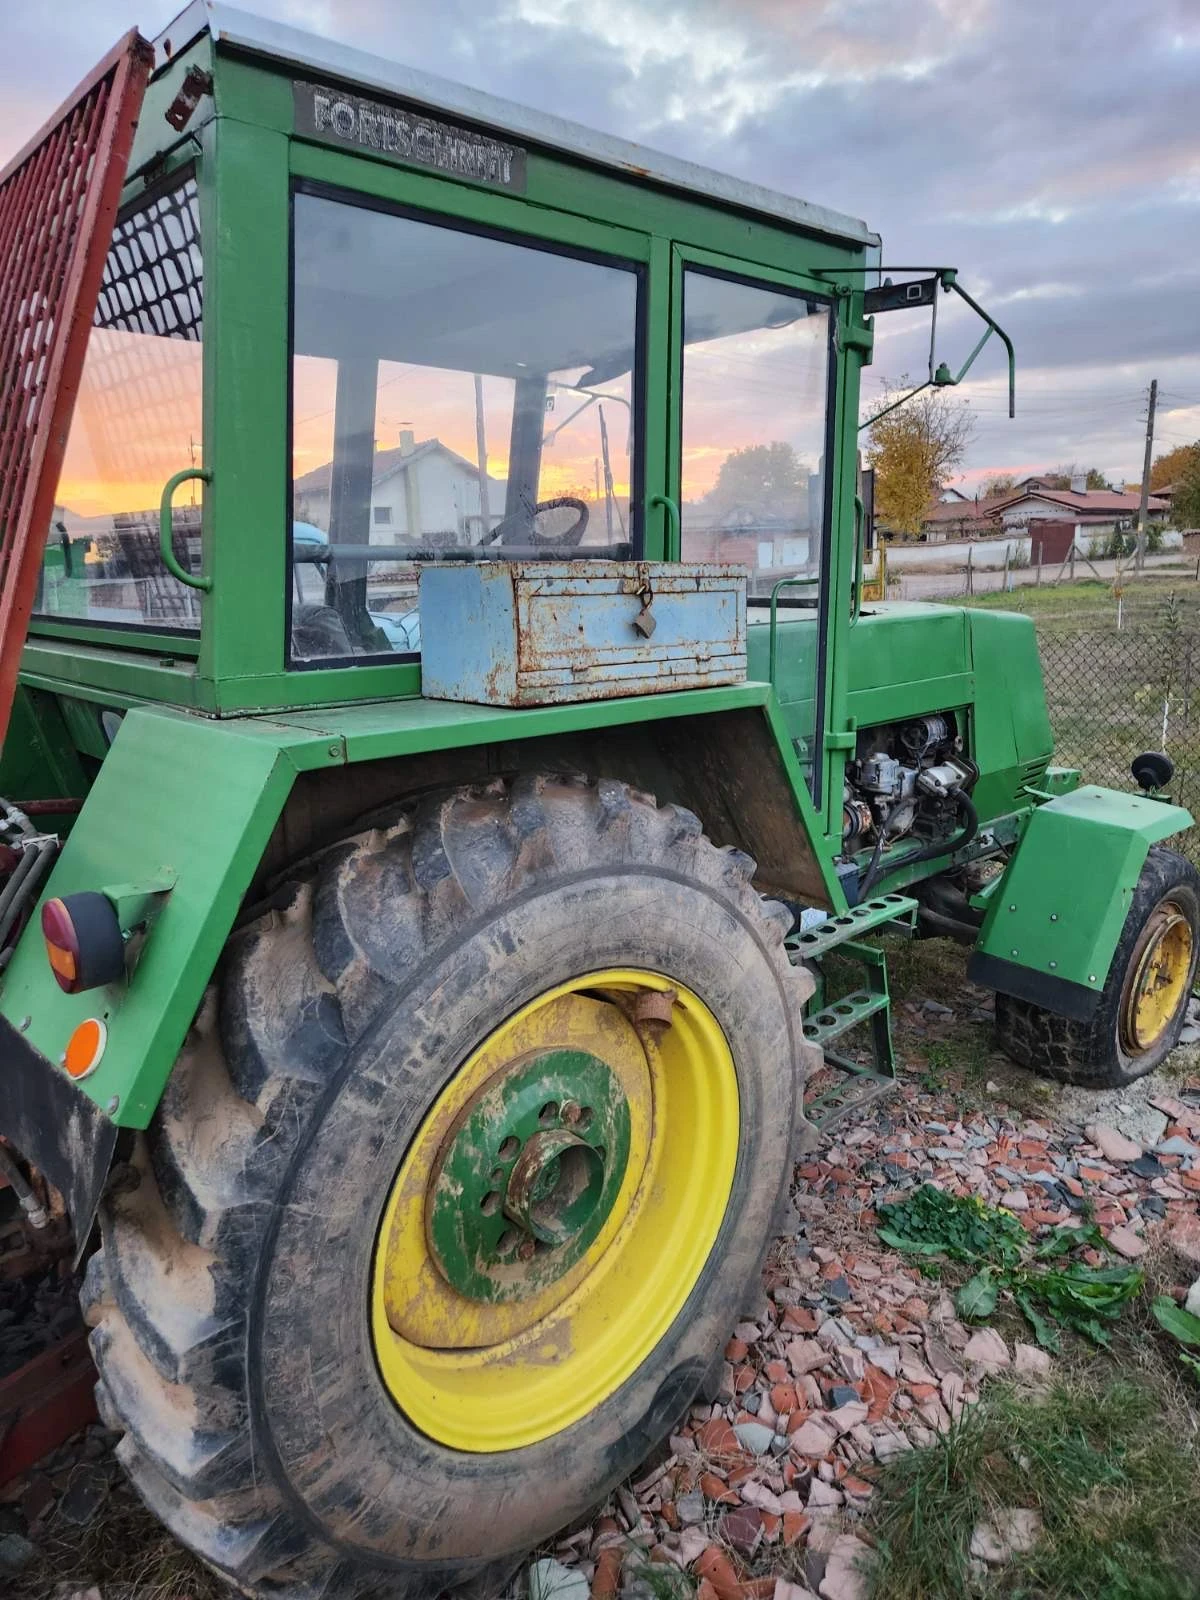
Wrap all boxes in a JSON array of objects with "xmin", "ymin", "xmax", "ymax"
[{"xmin": 841, "ymin": 713, "xmax": 980, "ymax": 898}]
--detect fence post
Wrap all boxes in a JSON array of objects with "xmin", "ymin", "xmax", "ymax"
[
  {"xmin": 966, "ymin": 544, "xmax": 973, "ymax": 596},
  {"xmin": 1069, "ymin": 541, "xmax": 1076, "ymax": 582}
]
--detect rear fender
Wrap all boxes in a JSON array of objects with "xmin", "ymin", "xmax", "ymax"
[
  {"xmin": 0, "ymin": 707, "xmax": 316, "ymax": 1134},
  {"xmin": 967, "ymin": 785, "xmax": 1193, "ymax": 1018},
  {"xmin": 0, "ymin": 692, "xmax": 838, "ymax": 1158}
]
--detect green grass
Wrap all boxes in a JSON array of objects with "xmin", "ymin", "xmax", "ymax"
[
  {"xmin": 962, "ymin": 575, "xmax": 1195, "ymax": 633},
  {"xmin": 863, "ymin": 1377, "xmax": 1200, "ymax": 1600}
]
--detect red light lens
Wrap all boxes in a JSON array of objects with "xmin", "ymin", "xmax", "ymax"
[{"xmin": 41, "ymin": 898, "xmax": 83, "ymax": 994}]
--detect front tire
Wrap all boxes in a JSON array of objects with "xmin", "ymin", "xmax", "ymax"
[
  {"xmin": 995, "ymin": 845, "xmax": 1200, "ymax": 1088},
  {"xmin": 82, "ymin": 775, "xmax": 816, "ymax": 1599}
]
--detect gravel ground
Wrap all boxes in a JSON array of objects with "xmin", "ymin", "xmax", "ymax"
[{"xmin": 3, "ymin": 952, "xmax": 1199, "ymax": 1600}]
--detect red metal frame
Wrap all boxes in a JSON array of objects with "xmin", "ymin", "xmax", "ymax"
[
  {"xmin": 0, "ymin": 1328, "xmax": 98, "ymax": 1485},
  {"xmin": 0, "ymin": 31, "xmax": 154, "ymax": 748}
]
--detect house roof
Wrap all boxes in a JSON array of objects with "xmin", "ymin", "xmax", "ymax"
[
  {"xmin": 993, "ymin": 488, "xmax": 1168, "ymax": 516},
  {"xmin": 922, "ymin": 494, "xmax": 1007, "ymax": 526},
  {"xmin": 294, "ymin": 437, "xmax": 494, "ymax": 496}
]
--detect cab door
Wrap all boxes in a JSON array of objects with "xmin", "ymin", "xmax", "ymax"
[{"xmin": 664, "ymin": 245, "xmax": 844, "ymax": 815}]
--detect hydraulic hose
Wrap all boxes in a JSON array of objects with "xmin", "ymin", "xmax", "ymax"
[
  {"xmin": 858, "ymin": 789, "xmax": 979, "ymax": 901},
  {"xmin": 0, "ymin": 1144, "xmax": 49, "ymax": 1230}
]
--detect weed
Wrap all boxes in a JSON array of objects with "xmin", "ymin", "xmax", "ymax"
[
  {"xmin": 1151, "ymin": 1296, "xmax": 1200, "ymax": 1380},
  {"xmin": 863, "ymin": 1377, "xmax": 1200, "ymax": 1600},
  {"xmin": 877, "ymin": 1185, "xmax": 1143, "ymax": 1348},
  {"xmin": 622, "ymin": 1555, "xmax": 697, "ymax": 1600}
]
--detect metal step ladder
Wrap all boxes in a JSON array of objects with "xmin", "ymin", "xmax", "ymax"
[{"xmin": 786, "ymin": 893, "xmax": 918, "ymax": 1136}]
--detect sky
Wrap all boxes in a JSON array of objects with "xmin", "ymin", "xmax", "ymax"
[{"xmin": 7, "ymin": 0, "xmax": 1200, "ymax": 497}]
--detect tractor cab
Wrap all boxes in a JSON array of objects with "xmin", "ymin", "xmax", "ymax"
[
  {"xmin": 21, "ymin": 1, "xmax": 879, "ymax": 787},
  {"xmin": 1, "ymin": 14, "xmax": 1197, "ymax": 1600}
]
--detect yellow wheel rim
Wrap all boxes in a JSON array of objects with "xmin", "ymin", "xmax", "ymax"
[
  {"xmin": 370, "ymin": 970, "xmax": 739, "ymax": 1452},
  {"xmin": 1122, "ymin": 902, "xmax": 1194, "ymax": 1054}
]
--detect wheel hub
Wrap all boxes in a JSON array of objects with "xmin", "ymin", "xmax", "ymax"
[{"xmin": 426, "ymin": 1048, "xmax": 630, "ymax": 1302}]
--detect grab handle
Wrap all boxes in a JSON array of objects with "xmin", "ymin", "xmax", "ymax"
[
  {"xmin": 160, "ymin": 468, "xmax": 212, "ymax": 592},
  {"xmin": 648, "ymin": 493, "xmax": 680, "ymax": 555}
]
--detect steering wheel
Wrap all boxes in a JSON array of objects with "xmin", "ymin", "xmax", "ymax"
[{"xmin": 482, "ymin": 496, "xmax": 590, "ymax": 551}]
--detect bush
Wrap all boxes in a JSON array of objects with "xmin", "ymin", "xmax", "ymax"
[{"xmin": 1100, "ymin": 528, "xmax": 1135, "ymax": 559}]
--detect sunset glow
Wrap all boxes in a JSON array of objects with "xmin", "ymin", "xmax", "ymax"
[{"xmin": 55, "ymin": 329, "xmax": 202, "ymax": 521}]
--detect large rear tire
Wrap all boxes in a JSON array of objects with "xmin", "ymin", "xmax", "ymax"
[
  {"xmin": 82, "ymin": 775, "xmax": 816, "ymax": 1599},
  {"xmin": 994, "ymin": 845, "xmax": 1200, "ymax": 1088}
]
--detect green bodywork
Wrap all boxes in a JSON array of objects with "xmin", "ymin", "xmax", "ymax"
[
  {"xmin": 0, "ymin": 17, "xmax": 1191, "ymax": 1134},
  {"xmin": 970, "ymin": 786, "xmax": 1193, "ymax": 1009}
]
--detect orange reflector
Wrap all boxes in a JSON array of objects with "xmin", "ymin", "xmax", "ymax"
[
  {"xmin": 63, "ymin": 1017, "xmax": 107, "ymax": 1079},
  {"xmin": 47, "ymin": 942, "xmax": 78, "ymax": 982}
]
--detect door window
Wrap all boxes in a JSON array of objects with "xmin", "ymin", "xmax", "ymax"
[
  {"xmin": 679, "ymin": 267, "xmax": 833, "ymax": 788},
  {"xmin": 679, "ymin": 270, "xmax": 830, "ymax": 597},
  {"xmin": 290, "ymin": 190, "xmax": 642, "ymax": 663}
]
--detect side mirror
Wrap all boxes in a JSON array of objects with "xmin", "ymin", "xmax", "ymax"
[{"xmin": 1131, "ymin": 751, "xmax": 1174, "ymax": 793}]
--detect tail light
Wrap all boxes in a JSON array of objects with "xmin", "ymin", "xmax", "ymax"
[{"xmin": 41, "ymin": 892, "xmax": 125, "ymax": 994}]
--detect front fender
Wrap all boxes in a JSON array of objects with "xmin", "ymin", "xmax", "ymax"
[{"xmin": 967, "ymin": 784, "xmax": 1193, "ymax": 1018}]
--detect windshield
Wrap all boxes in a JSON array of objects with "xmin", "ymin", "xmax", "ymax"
[{"xmin": 289, "ymin": 190, "xmax": 642, "ymax": 663}]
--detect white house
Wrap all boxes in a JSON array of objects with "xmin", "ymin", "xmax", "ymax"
[
  {"xmin": 993, "ymin": 487, "xmax": 1169, "ymax": 541},
  {"xmin": 295, "ymin": 430, "xmax": 507, "ymax": 548}
]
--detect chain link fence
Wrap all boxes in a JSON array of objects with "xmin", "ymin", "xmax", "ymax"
[
  {"xmin": 955, "ymin": 578, "xmax": 1200, "ymax": 862},
  {"xmin": 1035, "ymin": 590, "xmax": 1199, "ymax": 862}
]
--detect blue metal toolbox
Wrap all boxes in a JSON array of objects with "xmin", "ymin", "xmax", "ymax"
[{"xmin": 418, "ymin": 560, "xmax": 747, "ymax": 707}]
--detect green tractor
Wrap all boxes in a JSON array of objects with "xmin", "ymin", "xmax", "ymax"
[{"xmin": 1, "ymin": 8, "xmax": 1196, "ymax": 1597}]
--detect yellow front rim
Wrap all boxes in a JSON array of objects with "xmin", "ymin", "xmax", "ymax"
[
  {"xmin": 1123, "ymin": 902, "xmax": 1194, "ymax": 1053},
  {"xmin": 370, "ymin": 970, "xmax": 739, "ymax": 1452}
]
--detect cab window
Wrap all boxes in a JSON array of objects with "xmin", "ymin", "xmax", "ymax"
[{"xmin": 37, "ymin": 174, "xmax": 204, "ymax": 632}]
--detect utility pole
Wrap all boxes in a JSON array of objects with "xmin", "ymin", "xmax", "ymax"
[
  {"xmin": 1135, "ymin": 378, "xmax": 1157, "ymax": 572},
  {"xmin": 473, "ymin": 374, "xmax": 490, "ymax": 538}
]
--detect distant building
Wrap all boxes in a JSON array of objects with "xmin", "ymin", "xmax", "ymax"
[
  {"xmin": 918, "ymin": 494, "xmax": 1007, "ymax": 542},
  {"xmin": 908, "ymin": 483, "xmax": 1169, "ymax": 546},
  {"xmin": 294, "ymin": 430, "xmax": 507, "ymax": 547},
  {"xmin": 992, "ymin": 487, "xmax": 1168, "ymax": 541}
]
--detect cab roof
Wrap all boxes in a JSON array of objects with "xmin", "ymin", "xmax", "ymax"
[{"xmin": 156, "ymin": 0, "xmax": 881, "ymax": 253}]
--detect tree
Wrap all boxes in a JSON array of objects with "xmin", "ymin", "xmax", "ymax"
[
  {"xmin": 981, "ymin": 474, "xmax": 1016, "ymax": 499},
  {"xmin": 705, "ymin": 442, "xmax": 806, "ymax": 517},
  {"xmin": 1173, "ymin": 455, "xmax": 1200, "ymax": 530},
  {"xmin": 864, "ymin": 379, "xmax": 974, "ymax": 536},
  {"xmin": 1151, "ymin": 441, "xmax": 1200, "ymax": 492},
  {"xmin": 1040, "ymin": 464, "xmax": 1109, "ymax": 490}
]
